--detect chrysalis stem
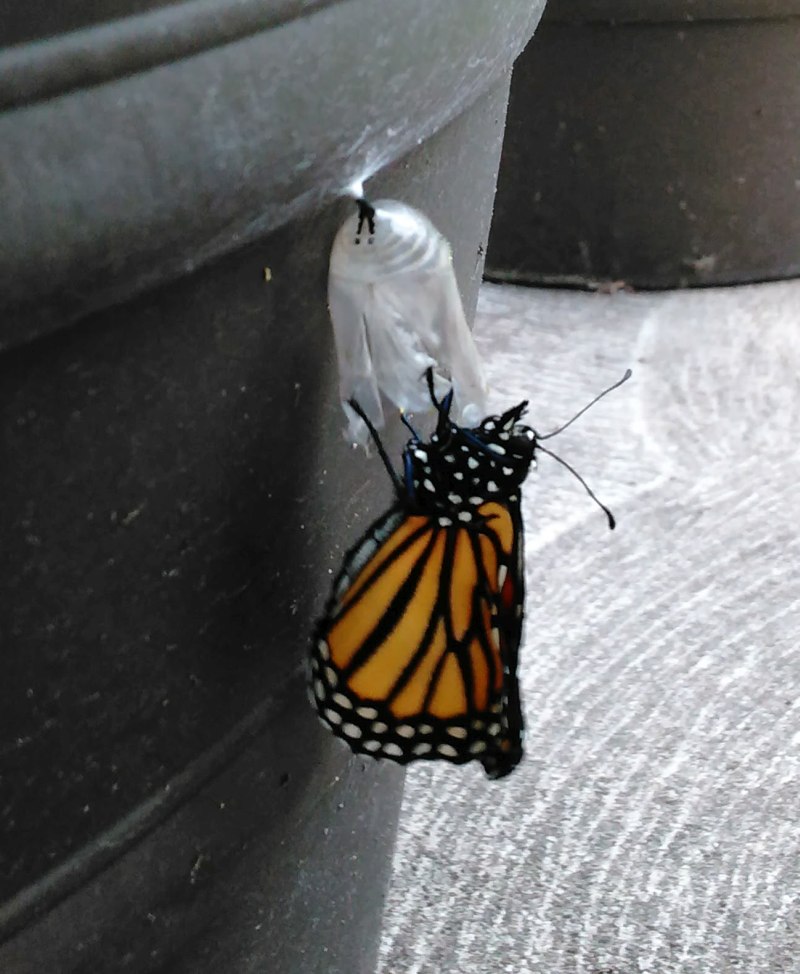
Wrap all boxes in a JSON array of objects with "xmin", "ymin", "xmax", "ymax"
[{"xmin": 346, "ymin": 178, "xmax": 365, "ymax": 199}]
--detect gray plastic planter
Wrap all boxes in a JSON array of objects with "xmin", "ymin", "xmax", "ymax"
[
  {"xmin": 487, "ymin": 1, "xmax": 800, "ymax": 288},
  {"xmin": 0, "ymin": 2, "xmax": 545, "ymax": 972}
]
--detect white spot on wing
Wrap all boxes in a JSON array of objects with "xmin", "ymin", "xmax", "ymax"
[{"xmin": 358, "ymin": 538, "xmax": 378, "ymax": 562}]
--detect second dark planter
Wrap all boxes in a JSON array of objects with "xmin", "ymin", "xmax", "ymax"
[{"xmin": 487, "ymin": 2, "xmax": 800, "ymax": 288}]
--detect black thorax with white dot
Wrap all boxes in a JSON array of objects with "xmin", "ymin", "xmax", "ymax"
[{"xmin": 402, "ymin": 401, "xmax": 537, "ymax": 521}]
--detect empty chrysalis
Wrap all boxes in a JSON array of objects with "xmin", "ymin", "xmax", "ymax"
[{"xmin": 328, "ymin": 198, "xmax": 489, "ymax": 445}]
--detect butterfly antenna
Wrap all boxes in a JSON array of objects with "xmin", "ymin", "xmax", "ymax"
[
  {"xmin": 539, "ymin": 368, "xmax": 632, "ymax": 441},
  {"xmin": 536, "ymin": 443, "xmax": 616, "ymax": 530},
  {"xmin": 347, "ymin": 398, "xmax": 403, "ymax": 494}
]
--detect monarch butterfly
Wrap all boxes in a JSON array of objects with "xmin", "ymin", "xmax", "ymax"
[{"xmin": 309, "ymin": 370, "xmax": 630, "ymax": 779}]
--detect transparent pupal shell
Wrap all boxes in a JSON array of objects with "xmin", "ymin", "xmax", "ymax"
[{"xmin": 328, "ymin": 199, "xmax": 489, "ymax": 445}]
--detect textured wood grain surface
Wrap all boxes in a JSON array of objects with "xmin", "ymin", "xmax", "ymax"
[{"xmin": 378, "ymin": 282, "xmax": 800, "ymax": 974}]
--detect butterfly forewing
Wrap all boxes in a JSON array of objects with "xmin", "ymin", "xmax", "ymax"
[{"xmin": 310, "ymin": 497, "xmax": 526, "ymax": 775}]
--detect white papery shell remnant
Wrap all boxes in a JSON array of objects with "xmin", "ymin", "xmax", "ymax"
[{"xmin": 328, "ymin": 198, "xmax": 489, "ymax": 444}]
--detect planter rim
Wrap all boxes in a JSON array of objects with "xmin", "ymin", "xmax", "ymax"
[
  {"xmin": 0, "ymin": 0, "xmax": 544, "ymax": 352},
  {"xmin": 0, "ymin": 0, "xmax": 338, "ymax": 110}
]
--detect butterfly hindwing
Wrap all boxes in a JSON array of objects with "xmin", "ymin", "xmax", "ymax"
[{"xmin": 310, "ymin": 497, "xmax": 526, "ymax": 777}]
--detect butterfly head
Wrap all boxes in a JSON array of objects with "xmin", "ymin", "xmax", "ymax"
[{"xmin": 402, "ymin": 392, "xmax": 538, "ymax": 517}]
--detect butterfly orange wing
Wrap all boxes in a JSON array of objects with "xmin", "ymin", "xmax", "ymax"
[{"xmin": 310, "ymin": 500, "xmax": 525, "ymax": 776}]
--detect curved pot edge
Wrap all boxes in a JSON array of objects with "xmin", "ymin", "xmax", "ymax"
[{"xmin": 0, "ymin": 0, "xmax": 544, "ymax": 352}]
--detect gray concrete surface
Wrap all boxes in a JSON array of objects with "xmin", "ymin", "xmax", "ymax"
[{"xmin": 378, "ymin": 281, "xmax": 800, "ymax": 974}]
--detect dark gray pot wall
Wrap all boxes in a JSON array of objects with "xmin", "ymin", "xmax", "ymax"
[
  {"xmin": 486, "ymin": 2, "xmax": 800, "ymax": 289},
  {"xmin": 0, "ymin": 1, "xmax": 545, "ymax": 971},
  {"xmin": 0, "ymin": 0, "xmax": 542, "ymax": 351}
]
